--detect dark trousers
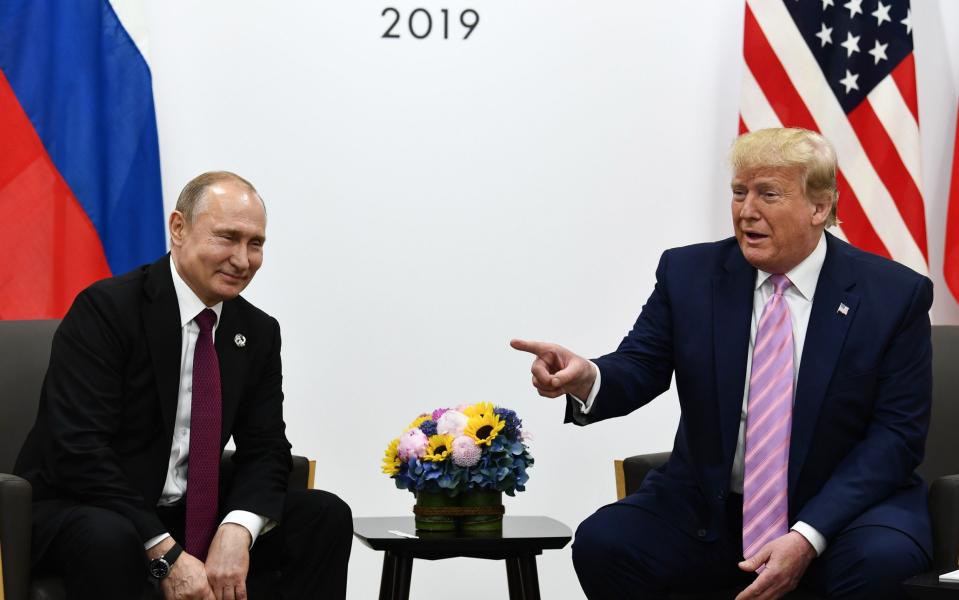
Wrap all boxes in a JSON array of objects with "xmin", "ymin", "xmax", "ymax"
[
  {"xmin": 571, "ymin": 495, "xmax": 929, "ymax": 600},
  {"xmin": 32, "ymin": 489, "xmax": 353, "ymax": 600}
]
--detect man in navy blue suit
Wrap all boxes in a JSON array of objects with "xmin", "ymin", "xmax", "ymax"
[{"xmin": 513, "ymin": 128, "xmax": 932, "ymax": 599}]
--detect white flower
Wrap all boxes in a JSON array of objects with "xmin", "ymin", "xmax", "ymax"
[{"xmin": 436, "ymin": 410, "xmax": 468, "ymax": 437}]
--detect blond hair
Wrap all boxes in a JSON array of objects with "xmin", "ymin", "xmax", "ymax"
[
  {"xmin": 175, "ymin": 171, "xmax": 264, "ymax": 224},
  {"xmin": 730, "ymin": 128, "xmax": 839, "ymax": 227}
]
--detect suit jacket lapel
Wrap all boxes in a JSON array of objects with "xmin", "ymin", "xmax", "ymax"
[
  {"xmin": 714, "ymin": 245, "xmax": 756, "ymax": 470},
  {"xmin": 143, "ymin": 255, "xmax": 183, "ymax": 440},
  {"xmin": 216, "ymin": 300, "xmax": 245, "ymax": 446},
  {"xmin": 788, "ymin": 233, "xmax": 859, "ymax": 493}
]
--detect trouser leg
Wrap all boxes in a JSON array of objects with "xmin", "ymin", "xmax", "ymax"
[
  {"xmin": 34, "ymin": 505, "xmax": 148, "ymax": 600},
  {"xmin": 249, "ymin": 488, "xmax": 353, "ymax": 599}
]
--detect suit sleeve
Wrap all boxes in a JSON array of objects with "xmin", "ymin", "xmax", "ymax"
[
  {"xmin": 795, "ymin": 275, "xmax": 933, "ymax": 540},
  {"xmin": 224, "ymin": 317, "xmax": 292, "ymax": 522},
  {"xmin": 40, "ymin": 289, "xmax": 166, "ymax": 540},
  {"xmin": 566, "ymin": 251, "xmax": 676, "ymax": 424}
]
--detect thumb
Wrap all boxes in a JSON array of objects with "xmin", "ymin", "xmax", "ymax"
[
  {"xmin": 549, "ymin": 364, "xmax": 580, "ymax": 388},
  {"xmin": 739, "ymin": 547, "xmax": 770, "ymax": 573}
]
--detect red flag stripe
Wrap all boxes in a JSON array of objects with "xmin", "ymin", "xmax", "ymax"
[
  {"xmin": 835, "ymin": 170, "xmax": 891, "ymax": 259},
  {"xmin": 0, "ymin": 70, "xmax": 111, "ymax": 319},
  {"xmin": 742, "ymin": 4, "xmax": 886, "ymax": 258},
  {"xmin": 945, "ymin": 103, "xmax": 959, "ymax": 303},
  {"xmin": 846, "ymin": 98, "xmax": 928, "ymax": 260},
  {"xmin": 743, "ymin": 6, "xmax": 818, "ymax": 131},
  {"xmin": 890, "ymin": 53, "xmax": 920, "ymax": 124}
]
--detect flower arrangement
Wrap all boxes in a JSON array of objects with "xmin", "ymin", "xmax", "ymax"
[{"xmin": 381, "ymin": 402, "xmax": 533, "ymax": 497}]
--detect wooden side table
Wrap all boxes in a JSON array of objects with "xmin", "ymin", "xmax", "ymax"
[{"xmin": 353, "ymin": 516, "xmax": 572, "ymax": 600}]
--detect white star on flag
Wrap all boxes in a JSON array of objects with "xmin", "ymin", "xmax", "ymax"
[
  {"xmin": 868, "ymin": 40, "xmax": 889, "ymax": 64},
  {"xmin": 901, "ymin": 9, "xmax": 912, "ymax": 34},
  {"xmin": 821, "ymin": 0, "xmax": 834, "ymax": 9},
  {"xmin": 843, "ymin": 0, "xmax": 863, "ymax": 18},
  {"xmin": 839, "ymin": 69, "xmax": 859, "ymax": 93},
  {"xmin": 815, "ymin": 23, "xmax": 833, "ymax": 47},
  {"xmin": 871, "ymin": 2, "xmax": 892, "ymax": 26},
  {"xmin": 840, "ymin": 31, "xmax": 861, "ymax": 57}
]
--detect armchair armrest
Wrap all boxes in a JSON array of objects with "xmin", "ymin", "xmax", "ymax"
[
  {"xmin": 614, "ymin": 452, "xmax": 671, "ymax": 500},
  {"xmin": 289, "ymin": 455, "xmax": 314, "ymax": 490},
  {"xmin": 0, "ymin": 473, "xmax": 33, "ymax": 600},
  {"xmin": 218, "ymin": 451, "xmax": 315, "ymax": 491},
  {"xmin": 929, "ymin": 474, "xmax": 959, "ymax": 573}
]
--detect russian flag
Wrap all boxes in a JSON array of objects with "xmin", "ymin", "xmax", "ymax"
[{"xmin": 0, "ymin": 0, "xmax": 165, "ymax": 319}]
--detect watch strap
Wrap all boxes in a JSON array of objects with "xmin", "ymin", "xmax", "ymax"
[{"xmin": 162, "ymin": 543, "xmax": 183, "ymax": 567}]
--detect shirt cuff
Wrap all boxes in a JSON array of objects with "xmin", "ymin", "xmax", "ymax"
[
  {"xmin": 569, "ymin": 362, "xmax": 601, "ymax": 414},
  {"xmin": 144, "ymin": 532, "xmax": 171, "ymax": 551},
  {"xmin": 569, "ymin": 361, "xmax": 602, "ymax": 415},
  {"xmin": 222, "ymin": 510, "xmax": 270, "ymax": 548},
  {"xmin": 791, "ymin": 521, "xmax": 827, "ymax": 556}
]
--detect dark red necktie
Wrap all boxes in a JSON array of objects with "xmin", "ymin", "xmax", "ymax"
[{"xmin": 185, "ymin": 308, "xmax": 221, "ymax": 560}]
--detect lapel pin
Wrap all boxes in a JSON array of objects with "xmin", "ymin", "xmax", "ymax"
[
  {"xmin": 837, "ymin": 303, "xmax": 849, "ymax": 316},
  {"xmin": 234, "ymin": 333, "xmax": 247, "ymax": 348}
]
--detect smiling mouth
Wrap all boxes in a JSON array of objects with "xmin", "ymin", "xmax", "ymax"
[{"xmin": 219, "ymin": 272, "xmax": 245, "ymax": 282}]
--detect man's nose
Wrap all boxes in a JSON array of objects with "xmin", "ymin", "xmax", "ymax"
[
  {"xmin": 230, "ymin": 244, "xmax": 250, "ymax": 270},
  {"xmin": 739, "ymin": 192, "xmax": 760, "ymax": 219}
]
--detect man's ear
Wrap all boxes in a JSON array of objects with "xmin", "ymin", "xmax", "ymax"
[
  {"xmin": 169, "ymin": 211, "xmax": 187, "ymax": 247},
  {"xmin": 810, "ymin": 198, "xmax": 831, "ymax": 227}
]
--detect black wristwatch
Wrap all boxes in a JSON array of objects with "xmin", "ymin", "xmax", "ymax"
[{"xmin": 149, "ymin": 543, "xmax": 183, "ymax": 580}]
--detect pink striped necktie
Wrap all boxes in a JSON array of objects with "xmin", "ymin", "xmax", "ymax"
[
  {"xmin": 742, "ymin": 274, "xmax": 793, "ymax": 560},
  {"xmin": 185, "ymin": 308, "xmax": 221, "ymax": 560}
]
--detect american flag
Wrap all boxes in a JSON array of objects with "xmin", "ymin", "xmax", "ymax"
[{"xmin": 740, "ymin": 0, "xmax": 926, "ymax": 276}]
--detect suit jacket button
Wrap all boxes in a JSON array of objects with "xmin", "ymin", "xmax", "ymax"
[{"xmin": 697, "ymin": 529, "xmax": 707, "ymax": 538}]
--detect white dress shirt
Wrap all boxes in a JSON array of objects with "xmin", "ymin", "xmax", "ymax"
[
  {"xmin": 144, "ymin": 258, "xmax": 269, "ymax": 550},
  {"xmin": 575, "ymin": 234, "xmax": 829, "ymax": 555}
]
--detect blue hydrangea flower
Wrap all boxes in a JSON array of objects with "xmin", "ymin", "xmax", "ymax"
[{"xmin": 494, "ymin": 408, "xmax": 522, "ymax": 436}]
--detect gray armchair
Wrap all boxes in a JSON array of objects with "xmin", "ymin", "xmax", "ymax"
[
  {"xmin": 614, "ymin": 325, "xmax": 959, "ymax": 599},
  {"xmin": 0, "ymin": 320, "xmax": 315, "ymax": 600}
]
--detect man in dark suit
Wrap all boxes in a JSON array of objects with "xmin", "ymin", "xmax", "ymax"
[
  {"xmin": 15, "ymin": 172, "xmax": 352, "ymax": 599},
  {"xmin": 513, "ymin": 128, "xmax": 932, "ymax": 599}
]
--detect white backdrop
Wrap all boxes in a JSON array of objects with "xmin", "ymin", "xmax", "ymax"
[{"xmin": 144, "ymin": 2, "xmax": 959, "ymax": 597}]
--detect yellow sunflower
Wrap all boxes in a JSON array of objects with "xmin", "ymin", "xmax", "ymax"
[
  {"xmin": 423, "ymin": 434, "xmax": 454, "ymax": 462},
  {"xmin": 464, "ymin": 412, "xmax": 505, "ymax": 447},
  {"xmin": 463, "ymin": 401, "xmax": 495, "ymax": 419},
  {"xmin": 381, "ymin": 438, "xmax": 401, "ymax": 475},
  {"xmin": 407, "ymin": 414, "xmax": 430, "ymax": 431}
]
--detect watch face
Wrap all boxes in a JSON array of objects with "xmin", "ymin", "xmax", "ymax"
[{"xmin": 149, "ymin": 558, "xmax": 170, "ymax": 579}]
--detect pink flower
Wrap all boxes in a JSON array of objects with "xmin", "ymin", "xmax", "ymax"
[
  {"xmin": 436, "ymin": 410, "xmax": 468, "ymax": 437},
  {"xmin": 397, "ymin": 428, "xmax": 428, "ymax": 461},
  {"xmin": 452, "ymin": 436, "xmax": 481, "ymax": 467},
  {"xmin": 432, "ymin": 408, "xmax": 448, "ymax": 421}
]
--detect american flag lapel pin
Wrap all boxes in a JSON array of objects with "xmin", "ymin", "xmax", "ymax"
[{"xmin": 837, "ymin": 303, "xmax": 849, "ymax": 316}]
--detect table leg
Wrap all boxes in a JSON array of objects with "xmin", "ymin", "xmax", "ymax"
[
  {"xmin": 505, "ymin": 552, "xmax": 541, "ymax": 600},
  {"xmin": 379, "ymin": 552, "xmax": 396, "ymax": 600},
  {"xmin": 506, "ymin": 556, "xmax": 524, "ymax": 599},
  {"xmin": 379, "ymin": 551, "xmax": 414, "ymax": 600},
  {"xmin": 394, "ymin": 553, "xmax": 413, "ymax": 600},
  {"xmin": 519, "ymin": 552, "xmax": 541, "ymax": 600}
]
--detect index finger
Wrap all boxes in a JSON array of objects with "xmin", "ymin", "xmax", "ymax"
[
  {"xmin": 510, "ymin": 338, "xmax": 552, "ymax": 356},
  {"xmin": 735, "ymin": 569, "xmax": 773, "ymax": 600}
]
